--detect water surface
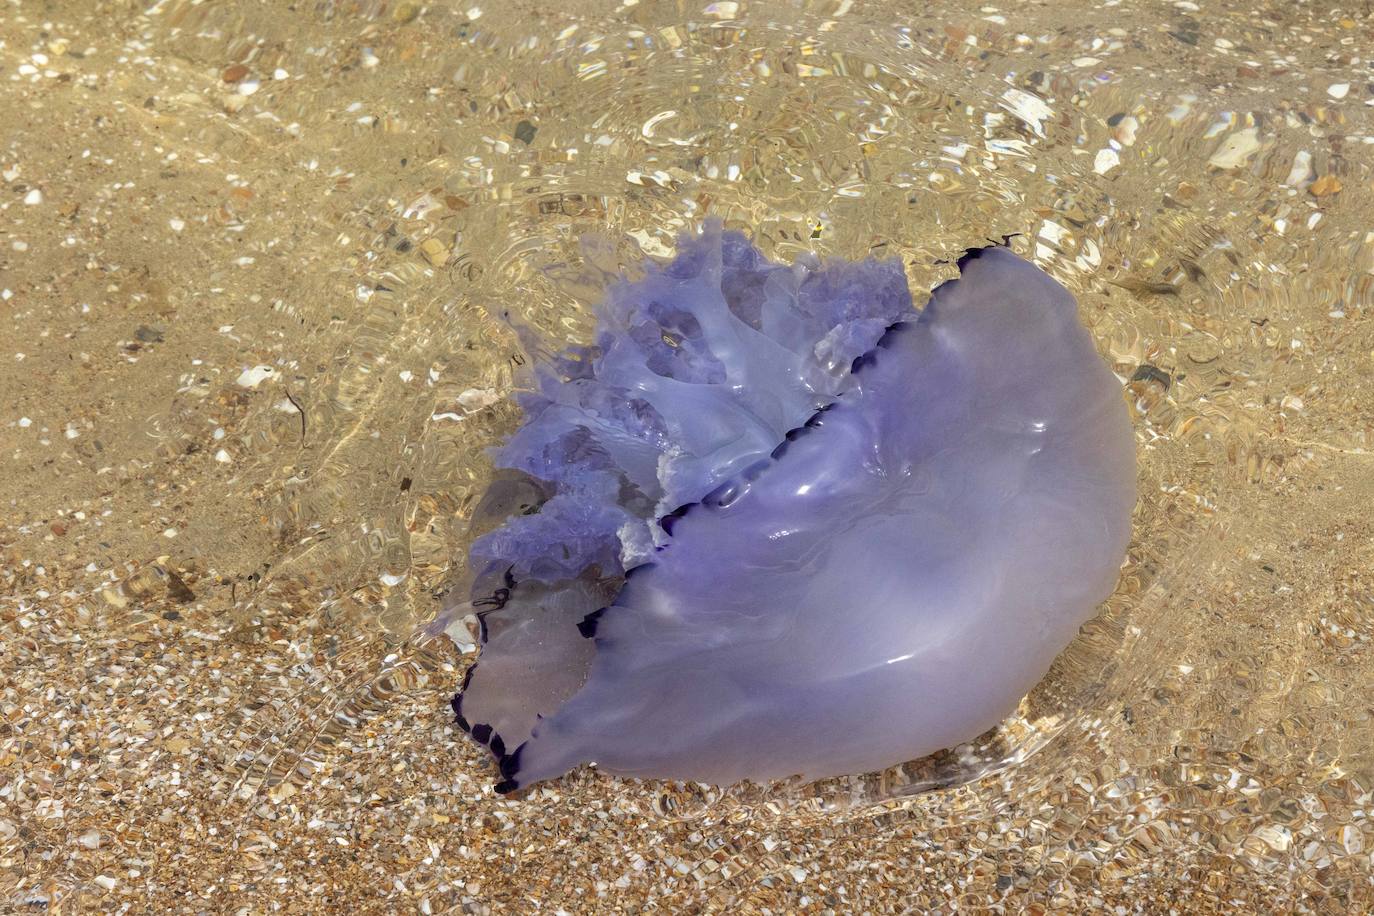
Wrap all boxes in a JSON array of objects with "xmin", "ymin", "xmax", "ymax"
[{"xmin": 2, "ymin": 0, "xmax": 1372, "ymax": 910}]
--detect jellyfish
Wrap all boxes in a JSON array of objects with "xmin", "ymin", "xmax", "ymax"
[{"xmin": 450, "ymin": 221, "xmax": 1135, "ymax": 792}]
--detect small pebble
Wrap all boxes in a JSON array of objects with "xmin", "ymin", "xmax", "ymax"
[
  {"xmin": 458, "ymin": 388, "xmax": 499, "ymax": 411},
  {"xmin": 236, "ymin": 365, "xmax": 278, "ymax": 387},
  {"xmin": 419, "ymin": 237, "xmax": 450, "ymax": 266},
  {"xmin": 1112, "ymin": 116, "xmax": 1139, "ymax": 146},
  {"xmin": 1309, "ymin": 175, "xmax": 1342, "ymax": 197},
  {"xmin": 1284, "ymin": 150, "xmax": 1314, "ymax": 187},
  {"xmin": 1208, "ymin": 127, "xmax": 1261, "ymax": 169}
]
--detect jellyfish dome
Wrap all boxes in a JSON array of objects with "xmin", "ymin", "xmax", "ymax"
[{"xmin": 450, "ymin": 221, "xmax": 1136, "ymax": 793}]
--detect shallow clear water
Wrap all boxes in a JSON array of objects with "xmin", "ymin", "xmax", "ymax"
[{"xmin": 3, "ymin": 0, "xmax": 1373, "ymax": 909}]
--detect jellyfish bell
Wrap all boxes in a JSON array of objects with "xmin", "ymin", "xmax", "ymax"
[{"xmin": 451, "ymin": 224, "xmax": 1136, "ymax": 793}]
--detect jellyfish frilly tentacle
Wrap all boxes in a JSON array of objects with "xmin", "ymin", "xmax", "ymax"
[{"xmin": 454, "ymin": 228, "xmax": 1136, "ymax": 794}]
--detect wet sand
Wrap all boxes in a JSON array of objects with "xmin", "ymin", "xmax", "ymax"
[{"xmin": 3, "ymin": 0, "xmax": 1373, "ymax": 911}]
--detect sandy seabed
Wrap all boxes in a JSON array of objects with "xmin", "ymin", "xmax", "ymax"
[{"xmin": 2, "ymin": 0, "xmax": 1373, "ymax": 911}]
